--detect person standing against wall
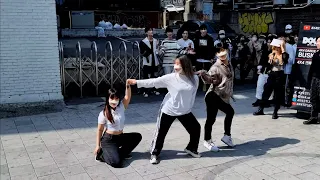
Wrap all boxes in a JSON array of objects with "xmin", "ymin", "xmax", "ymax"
[
  {"xmin": 304, "ymin": 36, "xmax": 320, "ymax": 125},
  {"xmin": 139, "ymin": 27, "xmax": 161, "ymax": 98}
]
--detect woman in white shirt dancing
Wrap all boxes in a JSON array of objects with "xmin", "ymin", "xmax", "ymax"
[
  {"xmin": 127, "ymin": 55, "xmax": 201, "ymax": 164},
  {"xmin": 94, "ymin": 84, "xmax": 142, "ymax": 168}
]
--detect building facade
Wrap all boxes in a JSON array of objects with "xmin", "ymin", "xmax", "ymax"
[{"xmin": 0, "ymin": 0, "xmax": 63, "ymax": 106}]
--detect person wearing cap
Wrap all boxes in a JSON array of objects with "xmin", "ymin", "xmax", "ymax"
[
  {"xmin": 304, "ymin": 36, "xmax": 320, "ymax": 125},
  {"xmin": 197, "ymin": 48, "xmax": 235, "ymax": 151},
  {"xmin": 285, "ymin": 24, "xmax": 293, "ymax": 35},
  {"xmin": 253, "ymin": 39, "xmax": 289, "ymax": 119}
]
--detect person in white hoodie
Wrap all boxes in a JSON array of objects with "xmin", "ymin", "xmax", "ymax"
[{"xmin": 127, "ymin": 55, "xmax": 201, "ymax": 164}]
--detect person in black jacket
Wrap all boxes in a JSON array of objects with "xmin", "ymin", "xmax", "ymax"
[
  {"xmin": 253, "ymin": 39, "xmax": 289, "ymax": 119},
  {"xmin": 304, "ymin": 36, "xmax": 320, "ymax": 125},
  {"xmin": 194, "ymin": 24, "xmax": 215, "ymax": 90},
  {"xmin": 194, "ymin": 24, "xmax": 215, "ymax": 69}
]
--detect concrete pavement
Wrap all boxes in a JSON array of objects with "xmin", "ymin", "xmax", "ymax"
[{"xmin": 1, "ymin": 90, "xmax": 320, "ymax": 180}]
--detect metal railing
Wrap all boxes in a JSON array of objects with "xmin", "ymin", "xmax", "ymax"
[{"xmin": 59, "ymin": 40, "xmax": 141, "ymax": 98}]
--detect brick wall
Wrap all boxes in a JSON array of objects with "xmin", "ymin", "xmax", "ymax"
[{"xmin": 0, "ymin": 0, "xmax": 63, "ymax": 104}]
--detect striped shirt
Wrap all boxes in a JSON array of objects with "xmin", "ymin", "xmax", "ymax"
[
  {"xmin": 201, "ymin": 59, "xmax": 234, "ymax": 104},
  {"xmin": 160, "ymin": 39, "xmax": 183, "ymax": 66}
]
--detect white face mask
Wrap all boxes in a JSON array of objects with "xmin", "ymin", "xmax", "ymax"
[
  {"xmin": 252, "ymin": 37, "xmax": 257, "ymax": 42},
  {"xmin": 174, "ymin": 64, "xmax": 182, "ymax": 73},
  {"xmin": 109, "ymin": 99, "xmax": 119, "ymax": 108},
  {"xmin": 219, "ymin": 35, "xmax": 225, "ymax": 39}
]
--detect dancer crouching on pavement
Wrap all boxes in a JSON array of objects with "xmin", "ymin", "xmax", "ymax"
[
  {"xmin": 94, "ymin": 84, "xmax": 142, "ymax": 168},
  {"xmin": 198, "ymin": 48, "xmax": 235, "ymax": 151},
  {"xmin": 127, "ymin": 55, "xmax": 201, "ymax": 164}
]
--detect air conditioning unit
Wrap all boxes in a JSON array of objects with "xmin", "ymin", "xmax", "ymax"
[{"xmin": 274, "ymin": 0, "xmax": 289, "ymax": 4}]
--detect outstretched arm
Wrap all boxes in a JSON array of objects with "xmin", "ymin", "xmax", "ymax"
[{"xmin": 127, "ymin": 75, "xmax": 168, "ymax": 89}]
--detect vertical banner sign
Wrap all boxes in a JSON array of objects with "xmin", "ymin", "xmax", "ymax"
[
  {"xmin": 203, "ymin": 2, "xmax": 213, "ymax": 21},
  {"xmin": 291, "ymin": 22, "xmax": 320, "ymax": 112}
]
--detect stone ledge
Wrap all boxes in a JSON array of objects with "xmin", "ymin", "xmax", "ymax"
[{"xmin": 0, "ymin": 100, "xmax": 65, "ymax": 119}]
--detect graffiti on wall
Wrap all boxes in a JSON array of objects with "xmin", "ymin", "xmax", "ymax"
[
  {"xmin": 96, "ymin": 12, "xmax": 152, "ymax": 28},
  {"xmin": 239, "ymin": 12, "xmax": 274, "ymax": 34}
]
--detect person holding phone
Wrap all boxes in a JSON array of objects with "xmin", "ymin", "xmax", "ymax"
[
  {"xmin": 253, "ymin": 39, "xmax": 289, "ymax": 119},
  {"xmin": 127, "ymin": 55, "xmax": 201, "ymax": 164},
  {"xmin": 94, "ymin": 83, "xmax": 142, "ymax": 168}
]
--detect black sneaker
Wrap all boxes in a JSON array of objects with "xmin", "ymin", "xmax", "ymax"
[
  {"xmin": 184, "ymin": 149, "xmax": 201, "ymax": 158},
  {"xmin": 124, "ymin": 154, "xmax": 132, "ymax": 160},
  {"xmin": 303, "ymin": 118, "xmax": 319, "ymax": 125}
]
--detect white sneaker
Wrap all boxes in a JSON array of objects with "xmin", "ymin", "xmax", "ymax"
[
  {"xmin": 203, "ymin": 140, "xmax": 220, "ymax": 152},
  {"xmin": 221, "ymin": 135, "xmax": 235, "ymax": 147},
  {"xmin": 184, "ymin": 149, "xmax": 201, "ymax": 158},
  {"xmin": 150, "ymin": 155, "xmax": 159, "ymax": 164},
  {"xmin": 143, "ymin": 93, "xmax": 149, "ymax": 98},
  {"xmin": 154, "ymin": 91, "xmax": 160, "ymax": 96}
]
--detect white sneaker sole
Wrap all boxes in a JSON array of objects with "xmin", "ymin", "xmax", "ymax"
[
  {"xmin": 150, "ymin": 159, "xmax": 159, "ymax": 164},
  {"xmin": 203, "ymin": 144, "xmax": 220, "ymax": 152}
]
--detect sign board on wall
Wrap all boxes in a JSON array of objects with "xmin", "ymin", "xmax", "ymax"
[
  {"xmin": 291, "ymin": 22, "xmax": 320, "ymax": 112},
  {"xmin": 203, "ymin": 2, "xmax": 213, "ymax": 20}
]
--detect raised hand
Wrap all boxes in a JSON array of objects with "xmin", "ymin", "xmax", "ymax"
[{"xmin": 127, "ymin": 79, "xmax": 137, "ymax": 85}]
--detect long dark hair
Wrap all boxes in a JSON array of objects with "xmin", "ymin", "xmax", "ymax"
[
  {"xmin": 103, "ymin": 88, "xmax": 122, "ymax": 124},
  {"xmin": 177, "ymin": 55, "xmax": 196, "ymax": 84}
]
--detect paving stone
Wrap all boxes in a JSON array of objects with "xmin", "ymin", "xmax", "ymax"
[
  {"xmin": 278, "ymin": 163, "xmax": 308, "ymax": 175},
  {"xmin": 0, "ymin": 164, "xmax": 9, "ymax": 174},
  {"xmin": 11, "ymin": 172, "xmax": 38, "ymax": 180},
  {"xmin": 297, "ymin": 172, "xmax": 320, "ymax": 180},
  {"xmin": 64, "ymin": 173, "xmax": 91, "ymax": 180},
  {"xmin": 168, "ymin": 172, "xmax": 197, "ymax": 180},
  {"xmin": 34, "ymin": 164, "xmax": 61, "ymax": 177},
  {"xmin": 38, "ymin": 173, "xmax": 65, "ymax": 180},
  {"xmin": 59, "ymin": 164, "xmax": 85, "ymax": 177},
  {"xmin": 254, "ymin": 163, "xmax": 283, "ymax": 176},
  {"xmin": 32, "ymin": 157, "xmax": 56, "ymax": 168},
  {"xmin": 117, "ymin": 172, "xmax": 144, "ymax": 180},
  {"xmin": 108, "ymin": 164, "xmax": 136, "ymax": 176},
  {"xmin": 9, "ymin": 164, "xmax": 34, "ymax": 177},
  {"xmin": 272, "ymin": 172, "xmax": 301, "ymax": 180},
  {"xmin": 0, "ymin": 173, "xmax": 10, "ymax": 180},
  {"xmin": 133, "ymin": 164, "xmax": 162, "ymax": 176},
  {"xmin": 142, "ymin": 172, "xmax": 167, "ymax": 180}
]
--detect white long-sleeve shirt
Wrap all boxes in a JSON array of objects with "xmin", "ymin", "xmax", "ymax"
[{"xmin": 137, "ymin": 73, "xmax": 199, "ymax": 116}]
